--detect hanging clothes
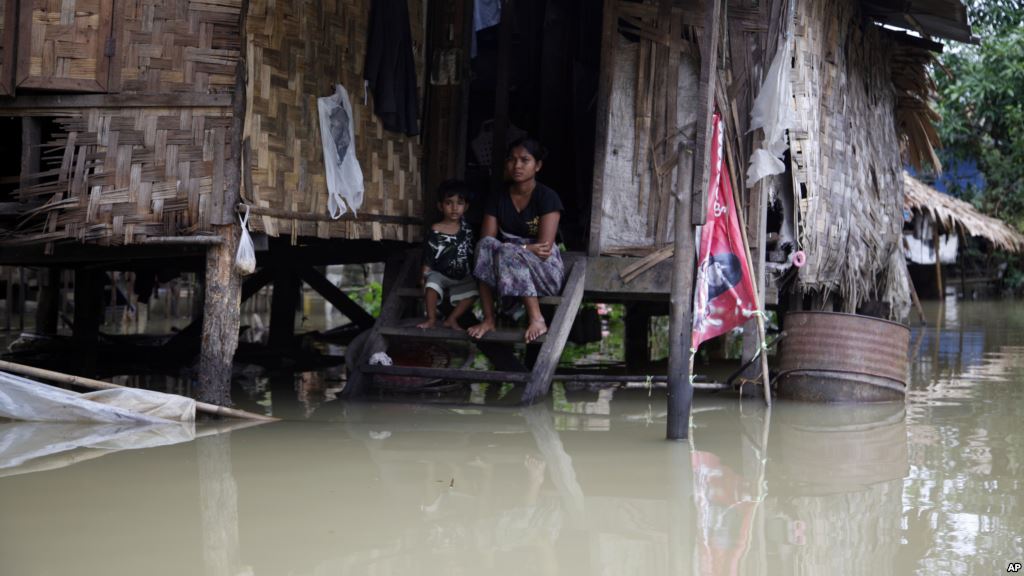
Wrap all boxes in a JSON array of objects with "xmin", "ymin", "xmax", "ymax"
[
  {"xmin": 364, "ymin": 0, "xmax": 420, "ymax": 136},
  {"xmin": 317, "ymin": 85, "xmax": 365, "ymax": 218},
  {"xmin": 472, "ymin": 0, "xmax": 501, "ymax": 57}
]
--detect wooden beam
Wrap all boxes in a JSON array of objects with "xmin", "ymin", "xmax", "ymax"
[
  {"xmin": 241, "ymin": 267, "xmax": 273, "ymax": 302},
  {"xmin": 690, "ymin": 0, "xmax": 723, "ymax": 225},
  {"xmin": 242, "ymin": 204, "xmax": 423, "ymax": 226},
  {"xmin": 380, "ymin": 325, "xmax": 545, "ymax": 344},
  {"xmin": 0, "ymin": 94, "xmax": 233, "ymax": 110},
  {"xmin": 521, "ymin": 261, "xmax": 588, "ymax": 404},
  {"xmin": 588, "ymin": 0, "xmax": 618, "ymax": 257},
  {"xmin": 299, "ymin": 266, "xmax": 376, "ymax": 330},
  {"xmin": 362, "ymin": 364, "xmax": 531, "ymax": 383}
]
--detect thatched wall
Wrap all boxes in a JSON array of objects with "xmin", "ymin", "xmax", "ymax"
[
  {"xmin": 2, "ymin": 0, "xmax": 242, "ymax": 247},
  {"xmin": 789, "ymin": 0, "xmax": 909, "ymax": 311},
  {"xmin": 243, "ymin": 0, "xmax": 425, "ymax": 243}
]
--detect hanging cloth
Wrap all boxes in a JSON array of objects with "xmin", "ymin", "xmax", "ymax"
[
  {"xmin": 364, "ymin": 0, "xmax": 420, "ymax": 136},
  {"xmin": 472, "ymin": 0, "xmax": 501, "ymax": 57},
  {"xmin": 317, "ymin": 85, "xmax": 365, "ymax": 218}
]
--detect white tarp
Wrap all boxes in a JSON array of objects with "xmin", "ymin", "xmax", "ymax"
[
  {"xmin": 0, "ymin": 371, "xmax": 196, "ymax": 424},
  {"xmin": 746, "ymin": 39, "xmax": 795, "ymax": 188}
]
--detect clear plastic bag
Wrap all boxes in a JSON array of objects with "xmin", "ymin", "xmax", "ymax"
[
  {"xmin": 317, "ymin": 84, "xmax": 364, "ymax": 218},
  {"xmin": 746, "ymin": 39, "xmax": 795, "ymax": 188},
  {"xmin": 235, "ymin": 204, "xmax": 256, "ymax": 276}
]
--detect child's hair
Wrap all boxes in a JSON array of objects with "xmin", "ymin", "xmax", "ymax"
[
  {"xmin": 507, "ymin": 137, "xmax": 548, "ymax": 162},
  {"xmin": 437, "ymin": 179, "xmax": 471, "ymax": 203}
]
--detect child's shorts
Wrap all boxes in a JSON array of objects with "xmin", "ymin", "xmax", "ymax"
[{"xmin": 424, "ymin": 271, "xmax": 478, "ymax": 303}]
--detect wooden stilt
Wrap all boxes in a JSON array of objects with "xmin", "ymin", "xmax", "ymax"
[
  {"xmin": 268, "ymin": 258, "xmax": 300, "ymax": 348},
  {"xmin": 73, "ymin": 269, "xmax": 103, "ymax": 346},
  {"xmin": 933, "ymin": 225, "xmax": 944, "ymax": 299},
  {"xmin": 624, "ymin": 303, "xmax": 652, "ymax": 370},
  {"xmin": 197, "ymin": 0, "xmax": 248, "ymax": 407},
  {"xmin": 36, "ymin": 268, "xmax": 61, "ymax": 335}
]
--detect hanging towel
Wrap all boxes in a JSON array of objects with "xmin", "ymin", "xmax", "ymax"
[
  {"xmin": 364, "ymin": 0, "xmax": 420, "ymax": 135},
  {"xmin": 318, "ymin": 85, "xmax": 365, "ymax": 218}
]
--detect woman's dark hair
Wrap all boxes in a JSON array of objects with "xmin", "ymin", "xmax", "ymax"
[
  {"xmin": 506, "ymin": 137, "xmax": 548, "ymax": 162},
  {"xmin": 437, "ymin": 179, "xmax": 471, "ymax": 203}
]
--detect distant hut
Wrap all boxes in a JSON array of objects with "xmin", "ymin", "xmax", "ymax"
[{"xmin": 902, "ymin": 172, "xmax": 1024, "ymax": 298}]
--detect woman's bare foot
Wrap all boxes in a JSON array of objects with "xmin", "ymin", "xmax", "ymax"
[
  {"xmin": 416, "ymin": 318, "xmax": 437, "ymax": 329},
  {"xmin": 467, "ymin": 319, "xmax": 495, "ymax": 339},
  {"xmin": 442, "ymin": 317, "xmax": 463, "ymax": 331},
  {"xmin": 524, "ymin": 319, "xmax": 547, "ymax": 343}
]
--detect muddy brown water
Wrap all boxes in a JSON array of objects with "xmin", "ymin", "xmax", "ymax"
[{"xmin": 1, "ymin": 298, "xmax": 1022, "ymax": 575}]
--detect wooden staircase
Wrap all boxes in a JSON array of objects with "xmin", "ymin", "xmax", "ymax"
[{"xmin": 343, "ymin": 250, "xmax": 587, "ymax": 404}]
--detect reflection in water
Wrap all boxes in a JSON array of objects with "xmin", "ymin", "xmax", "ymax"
[{"xmin": 1, "ymin": 302, "xmax": 1023, "ymax": 575}]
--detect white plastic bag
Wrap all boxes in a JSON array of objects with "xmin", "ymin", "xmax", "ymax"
[
  {"xmin": 318, "ymin": 84, "xmax": 364, "ymax": 218},
  {"xmin": 745, "ymin": 39, "xmax": 795, "ymax": 188},
  {"xmin": 235, "ymin": 204, "xmax": 256, "ymax": 276}
]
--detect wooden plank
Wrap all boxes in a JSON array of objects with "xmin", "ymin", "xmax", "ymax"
[
  {"xmin": 342, "ymin": 252, "xmax": 419, "ymax": 398},
  {"xmin": 0, "ymin": 93, "xmax": 234, "ymax": 109},
  {"xmin": 361, "ymin": 364, "xmax": 531, "ymax": 383},
  {"xmin": 395, "ymin": 286, "xmax": 561, "ymax": 306},
  {"xmin": 299, "ymin": 266, "xmax": 376, "ymax": 330},
  {"xmin": 690, "ymin": 0, "xmax": 723, "ymax": 225},
  {"xmin": 585, "ymin": 255, "xmax": 673, "ymax": 297},
  {"xmin": 588, "ymin": 0, "xmax": 618, "ymax": 257},
  {"xmin": 521, "ymin": 261, "xmax": 587, "ymax": 404},
  {"xmin": 380, "ymin": 325, "xmax": 545, "ymax": 345},
  {"xmin": 243, "ymin": 204, "xmax": 422, "ymax": 226},
  {"xmin": 0, "ymin": 0, "xmax": 16, "ymax": 95}
]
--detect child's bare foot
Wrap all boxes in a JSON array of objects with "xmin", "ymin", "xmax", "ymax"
[
  {"xmin": 467, "ymin": 319, "xmax": 495, "ymax": 339},
  {"xmin": 416, "ymin": 318, "xmax": 437, "ymax": 329},
  {"xmin": 525, "ymin": 319, "xmax": 547, "ymax": 343},
  {"xmin": 442, "ymin": 317, "xmax": 463, "ymax": 331}
]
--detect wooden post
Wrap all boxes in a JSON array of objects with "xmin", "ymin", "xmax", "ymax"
[
  {"xmin": 36, "ymin": 268, "xmax": 60, "ymax": 335},
  {"xmin": 624, "ymin": 303, "xmax": 651, "ymax": 370},
  {"xmin": 933, "ymin": 224, "xmax": 944, "ymax": 299},
  {"xmin": 667, "ymin": 145, "xmax": 697, "ymax": 440},
  {"xmin": 690, "ymin": 0, "xmax": 722, "ymax": 227},
  {"xmin": 489, "ymin": 0, "xmax": 515, "ymax": 197},
  {"xmin": 197, "ymin": 0, "xmax": 249, "ymax": 406},
  {"xmin": 268, "ymin": 254, "xmax": 300, "ymax": 349}
]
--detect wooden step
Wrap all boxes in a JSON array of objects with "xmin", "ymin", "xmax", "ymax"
[
  {"xmin": 379, "ymin": 325, "xmax": 544, "ymax": 344},
  {"xmin": 362, "ymin": 364, "xmax": 530, "ymax": 383},
  {"xmin": 396, "ymin": 287, "xmax": 562, "ymax": 306}
]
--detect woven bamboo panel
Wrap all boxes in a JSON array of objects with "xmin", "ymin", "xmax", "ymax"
[
  {"xmin": 244, "ymin": 0, "xmax": 424, "ymax": 243},
  {"xmin": 11, "ymin": 108, "xmax": 232, "ymax": 246},
  {"xmin": 789, "ymin": 0, "xmax": 906, "ymax": 310},
  {"xmin": 119, "ymin": 0, "xmax": 242, "ymax": 94},
  {"xmin": 16, "ymin": 0, "xmax": 114, "ymax": 92}
]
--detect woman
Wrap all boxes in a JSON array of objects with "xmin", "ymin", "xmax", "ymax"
[{"xmin": 468, "ymin": 138, "xmax": 564, "ymax": 343}]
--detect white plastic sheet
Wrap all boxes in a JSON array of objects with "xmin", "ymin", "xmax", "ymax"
[
  {"xmin": 0, "ymin": 371, "xmax": 195, "ymax": 424},
  {"xmin": 235, "ymin": 204, "xmax": 256, "ymax": 276},
  {"xmin": 318, "ymin": 84, "xmax": 364, "ymax": 219},
  {"xmin": 745, "ymin": 39, "xmax": 795, "ymax": 188}
]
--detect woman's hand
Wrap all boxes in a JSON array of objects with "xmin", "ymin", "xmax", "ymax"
[{"xmin": 527, "ymin": 242, "xmax": 552, "ymax": 261}]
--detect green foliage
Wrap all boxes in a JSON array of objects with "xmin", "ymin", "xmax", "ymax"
[
  {"xmin": 934, "ymin": 1, "xmax": 1024, "ymax": 227},
  {"xmin": 345, "ymin": 282, "xmax": 382, "ymax": 317}
]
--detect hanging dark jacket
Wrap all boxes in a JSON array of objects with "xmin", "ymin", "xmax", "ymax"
[{"xmin": 364, "ymin": 0, "xmax": 420, "ymax": 136}]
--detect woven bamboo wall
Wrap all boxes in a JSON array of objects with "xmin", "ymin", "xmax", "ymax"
[
  {"xmin": 12, "ymin": 108, "xmax": 234, "ymax": 246},
  {"xmin": 244, "ymin": 0, "xmax": 425, "ymax": 243},
  {"xmin": 789, "ymin": 0, "xmax": 907, "ymax": 311},
  {"xmin": 2, "ymin": 0, "xmax": 242, "ymax": 247}
]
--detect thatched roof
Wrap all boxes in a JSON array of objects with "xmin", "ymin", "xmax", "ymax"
[{"xmin": 903, "ymin": 172, "xmax": 1024, "ymax": 252}]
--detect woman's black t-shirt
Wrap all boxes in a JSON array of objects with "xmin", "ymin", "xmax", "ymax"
[{"xmin": 484, "ymin": 183, "xmax": 564, "ymax": 240}]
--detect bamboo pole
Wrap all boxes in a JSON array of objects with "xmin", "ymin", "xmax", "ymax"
[
  {"xmin": 729, "ymin": 155, "xmax": 772, "ymax": 407},
  {"xmin": 0, "ymin": 360, "xmax": 279, "ymax": 422}
]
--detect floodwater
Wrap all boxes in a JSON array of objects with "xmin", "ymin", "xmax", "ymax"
[{"xmin": 1, "ymin": 298, "xmax": 1023, "ymax": 575}]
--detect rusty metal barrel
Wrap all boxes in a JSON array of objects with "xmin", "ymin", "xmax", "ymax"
[{"xmin": 776, "ymin": 311, "xmax": 910, "ymax": 402}]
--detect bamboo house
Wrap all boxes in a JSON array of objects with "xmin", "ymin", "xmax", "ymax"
[{"xmin": 0, "ymin": 0, "xmax": 973, "ymax": 415}]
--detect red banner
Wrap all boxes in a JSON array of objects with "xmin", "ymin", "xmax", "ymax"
[{"xmin": 691, "ymin": 112, "xmax": 759, "ymax": 351}]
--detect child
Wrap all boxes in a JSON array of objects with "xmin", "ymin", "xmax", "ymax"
[{"xmin": 418, "ymin": 180, "xmax": 478, "ymax": 330}]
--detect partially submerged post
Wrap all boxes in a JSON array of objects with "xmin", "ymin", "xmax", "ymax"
[
  {"xmin": 667, "ymin": 0, "xmax": 721, "ymax": 441},
  {"xmin": 197, "ymin": 0, "xmax": 249, "ymax": 406}
]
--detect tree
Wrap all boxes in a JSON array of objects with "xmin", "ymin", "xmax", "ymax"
[{"xmin": 934, "ymin": 1, "xmax": 1024, "ymax": 228}]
